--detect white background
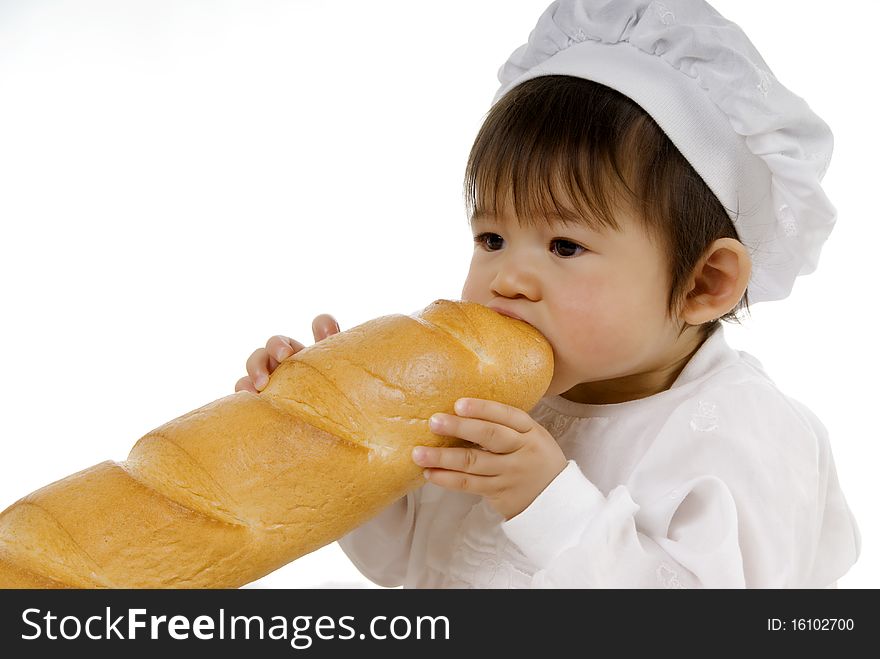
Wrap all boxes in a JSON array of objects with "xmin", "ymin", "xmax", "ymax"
[{"xmin": 0, "ymin": 0, "xmax": 875, "ymax": 589}]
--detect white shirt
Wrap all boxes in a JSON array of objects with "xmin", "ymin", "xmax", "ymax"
[{"xmin": 337, "ymin": 326, "xmax": 861, "ymax": 588}]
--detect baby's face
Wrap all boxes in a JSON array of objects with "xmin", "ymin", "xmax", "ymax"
[{"xmin": 461, "ymin": 206, "xmax": 690, "ymax": 402}]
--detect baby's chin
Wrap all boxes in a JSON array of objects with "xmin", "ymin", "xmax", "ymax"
[
  {"xmin": 544, "ymin": 377, "xmax": 576, "ymax": 398},
  {"xmin": 545, "ymin": 367, "xmax": 605, "ymax": 400}
]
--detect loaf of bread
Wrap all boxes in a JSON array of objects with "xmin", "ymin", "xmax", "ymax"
[{"xmin": 0, "ymin": 299, "xmax": 553, "ymax": 588}]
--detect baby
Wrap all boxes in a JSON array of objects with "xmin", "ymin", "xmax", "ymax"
[{"xmin": 235, "ymin": 0, "xmax": 860, "ymax": 587}]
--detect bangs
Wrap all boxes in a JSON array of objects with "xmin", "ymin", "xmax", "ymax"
[{"xmin": 463, "ymin": 75, "xmax": 645, "ymax": 233}]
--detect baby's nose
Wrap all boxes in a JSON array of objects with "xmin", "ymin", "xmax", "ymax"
[{"xmin": 490, "ymin": 256, "xmax": 541, "ymax": 300}]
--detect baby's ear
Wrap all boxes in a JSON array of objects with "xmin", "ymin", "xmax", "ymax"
[{"xmin": 680, "ymin": 238, "xmax": 751, "ymax": 324}]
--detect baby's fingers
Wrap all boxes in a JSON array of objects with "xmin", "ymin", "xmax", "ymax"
[
  {"xmin": 239, "ymin": 323, "xmax": 331, "ymax": 395},
  {"xmin": 243, "ymin": 347, "xmax": 272, "ymax": 391},
  {"xmin": 234, "ymin": 375, "xmax": 259, "ymax": 394},
  {"xmin": 265, "ymin": 335, "xmax": 306, "ymax": 363},
  {"xmin": 247, "ymin": 336, "xmax": 305, "ymax": 392},
  {"xmin": 312, "ymin": 314, "xmax": 341, "ymax": 342}
]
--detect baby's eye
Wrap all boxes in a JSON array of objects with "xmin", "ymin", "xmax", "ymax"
[
  {"xmin": 473, "ymin": 232, "xmax": 504, "ymax": 251},
  {"xmin": 550, "ymin": 239, "xmax": 586, "ymax": 258}
]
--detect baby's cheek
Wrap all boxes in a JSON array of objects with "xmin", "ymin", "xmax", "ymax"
[
  {"xmin": 460, "ymin": 262, "xmax": 490, "ymax": 302},
  {"xmin": 556, "ymin": 303, "xmax": 637, "ymax": 370}
]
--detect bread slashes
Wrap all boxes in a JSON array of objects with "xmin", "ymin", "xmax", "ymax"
[{"xmin": 0, "ymin": 300, "xmax": 553, "ymax": 588}]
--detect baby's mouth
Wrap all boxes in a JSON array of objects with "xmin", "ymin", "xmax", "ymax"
[{"xmin": 487, "ymin": 305, "xmax": 526, "ymax": 323}]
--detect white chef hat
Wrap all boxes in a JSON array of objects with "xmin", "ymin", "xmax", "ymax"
[{"xmin": 492, "ymin": 0, "xmax": 836, "ymax": 304}]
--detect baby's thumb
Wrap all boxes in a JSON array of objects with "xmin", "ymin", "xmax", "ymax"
[{"xmin": 312, "ymin": 314, "xmax": 341, "ymax": 342}]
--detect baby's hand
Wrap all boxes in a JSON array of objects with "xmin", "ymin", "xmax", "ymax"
[
  {"xmin": 412, "ymin": 398, "xmax": 568, "ymax": 520},
  {"xmin": 234, "ymin": 314, "xmax": 341, "ymax": 394}
]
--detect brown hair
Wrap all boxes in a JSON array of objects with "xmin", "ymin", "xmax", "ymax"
[{"xmin": 462, "ymin": 75, "xmax": 749, "ymax": 337}]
